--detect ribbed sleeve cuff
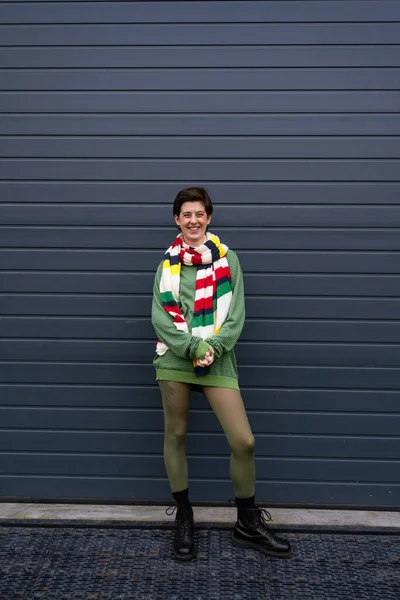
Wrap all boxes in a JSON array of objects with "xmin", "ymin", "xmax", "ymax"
[
  {"xmin": 188, "ymin": 336, "xmax": 206, "ymax": 359},
  {"xmin": 193, "ymin": 340, "xmax": 211, "ymax": 359},
  {"xmin": 205, "ymin": 337, "xmax": 224, "ymax": 359}
]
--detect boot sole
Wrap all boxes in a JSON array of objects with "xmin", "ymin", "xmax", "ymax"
[
  {"xmin": 231, "ymin": 532, "xmax": 292, "ymax": 559},
  {"xmin": 173, "ymin": 549, "xmax": 196, "ymax": 562}
]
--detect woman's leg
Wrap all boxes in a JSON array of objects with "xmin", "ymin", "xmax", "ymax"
[
  {"xmin": 203, "ymin": 385, "xmax": 292, "ymax": 558},
  {"xmin": 202, "ymin": 386, "xmax": 256, "ymax": 499},
  {"xmin": 158, "ymin": 380, "xmax": 191, "ymax": 493},
  {"xmin": 159, "ymin": 380, "xmax": 195, "ymax": 561}
]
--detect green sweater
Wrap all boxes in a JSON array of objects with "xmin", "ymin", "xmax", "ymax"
[{"xmin": 151, "ymin": 249, "xmax": 245, "ymax": 390}]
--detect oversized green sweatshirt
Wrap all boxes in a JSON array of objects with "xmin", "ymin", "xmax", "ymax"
[{"xmin": 151, "ymin": 249, "xmax": 245, "ymax": 390}]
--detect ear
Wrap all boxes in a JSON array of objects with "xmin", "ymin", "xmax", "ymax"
[
  {"xmin": 174, "ymin": 214, "xmax": 180, "ymax": 227},
  {"xmin": 207, "ymin": 214, "xmax": 212, "ymax": 225}
]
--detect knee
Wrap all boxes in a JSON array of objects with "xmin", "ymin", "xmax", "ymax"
[
  {"xmin": 232, "ymin": 435, "xmax": 255, "ymax": 457},
  {"xmin": 165, "ymin": 425, "xmax": 187, "ymax": 448}
]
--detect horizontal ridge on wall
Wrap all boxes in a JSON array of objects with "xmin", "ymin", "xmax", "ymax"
[
  {"xmin": 0, "ymin": 1, "xmax": 399, "ymax": 24},
  {"xmin": 2, "ymin": 115, "xmax": 400, "ymax": 135},
  {"xmin": 1, "ymin": 182, "xmax": 399, "ymax": 204},
  {"xmin": 2, "ymin": 23, "xmax": 400, "ymax": 46},
  {"xmin": 2, "ymin": 478, "xmax": 399, "ymax": 506},
  {"xmin": 1, "ymin": 204, "xmax": 400, "ymax": 226},
  {"xmin": 1, "ymin": 227, "xmax": 399, "ymax": 250},
  {"xmin": 1, "ymin": 318, "xmax": 400, "ymax": 343},
  {"xmin": 2, "ymin": 68, "xmax": 400, "ymax": 92},
  {"xmin": 2, "ymin": 137, "xmax": 400, "ymax": 159},
  {"xmin": 1, "ymin": 159, "xmax": 400, "ymax": 180},
  {"xmin": 2, "ymin": 91, "xmax": 400, "ymax": 112},
  {"xmin": 2, "ymin": 250, "xmax": 399, "ymax": 272},
  {"xmin": 1, "ymin": 295, "xmax": 399, "ymax": 319},
  {"xmin": 1, "ymin": 360, "xmax": 400, "ymax": 389},
  {"xmin": 1, "ymin": 46, "xmax": 400, "ymax": 68},
  {"xmin": 1, "ymin": 272, "xmax": 400, "ymax": 296},
  {"xmin": 2, "ymin": 454, "xmax": 400, "ymax": 483},
  {"xmin": 1, "ymin": 340, "xmax": 400, "ymax": 367},
  {"xmin": 0, "ymin": 433, "xmax": 399, "ymax": 460},
  {"xmin": 0, "ymin": 386, "xmax": 398, "ymax": 412}
]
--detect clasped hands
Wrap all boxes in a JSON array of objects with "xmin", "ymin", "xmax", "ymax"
[{"xmin": 196, "ymin": 345, "xmax": 215, "ymax": 367}]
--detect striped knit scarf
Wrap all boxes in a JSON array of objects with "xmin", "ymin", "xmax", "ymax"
[{"xmin": 156, "ymin": 232, "xmax": 232, "ymax": 376}]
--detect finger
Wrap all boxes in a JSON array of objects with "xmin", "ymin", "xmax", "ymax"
[{"xmin": 198, "ymin": 358, "xmax": 211, "ymax": 367}]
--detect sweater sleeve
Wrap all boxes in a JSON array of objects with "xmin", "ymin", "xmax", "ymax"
[
  {"xmin": 151, "ymin": 262, "xmax": 209, "ymax": 360},
  {"xmin": 205, "ymin": 250, "xmax": 245, "ymax": 359}
]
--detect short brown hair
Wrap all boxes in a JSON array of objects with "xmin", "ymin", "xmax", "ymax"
[{"xmin": 173, "ymin": 187, "xmax": 213, "ymax": 216}]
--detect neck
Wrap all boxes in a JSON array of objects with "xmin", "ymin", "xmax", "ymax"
[{"xmin": 182, "ymin": 234, "xmax": 206, "ymax": 247}]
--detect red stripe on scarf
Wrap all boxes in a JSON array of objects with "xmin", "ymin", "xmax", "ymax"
[
  {"xmin": 195, "ymin": 273, "xmax": 213, "ymax": 290},
  {"xmin": 164, "ymin": 306, "xmax": 185, "ymax": 323},
  {"xmin": 174, "ymin": 314, "xmax": 186, "ymax": 323},
  {"xmin": 190, "ymin": 253, "xmax": 203, "ymax": 265},
  {"xmin": 179, "ymin": 247, "xmax": 202, "ymax": 266},
  {"xmin": 214, "ymin": 263, "xmax": 231, "ymax": 283},
  {"xmin": 194, "ymin": 295, "xmax": 213, "ymax": 313}
]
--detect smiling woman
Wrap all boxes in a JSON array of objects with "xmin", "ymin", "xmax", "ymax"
[{"xmin": 151, "ymin": 186, "xmax": 292, "ymax": 562}]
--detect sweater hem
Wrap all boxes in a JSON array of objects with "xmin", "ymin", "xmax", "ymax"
[{"xmin": 155, "ymin": 369, "xmax": 239, "ymax": 390}]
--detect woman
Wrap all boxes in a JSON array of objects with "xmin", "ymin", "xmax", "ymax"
[{"xmin": 151, "ymin": 187, "xmax": 291, "ymax": 561}]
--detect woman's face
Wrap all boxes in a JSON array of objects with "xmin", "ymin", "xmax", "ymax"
[{"xmin": 174, "ymin": 201, "xmax": 211, "ymax": 246}]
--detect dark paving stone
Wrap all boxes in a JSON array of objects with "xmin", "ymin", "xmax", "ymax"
[{"xmin": 0, "ymin": 526, "xmax": 399, "ymax": 600}]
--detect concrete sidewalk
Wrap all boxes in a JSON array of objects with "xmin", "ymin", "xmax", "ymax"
[{"xmin": 1, "ymin": 502, "xmax": 399, "ymax": 528}]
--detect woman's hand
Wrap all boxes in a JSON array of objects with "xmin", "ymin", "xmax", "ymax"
[{"xmin": 196, "ymin": 346, "xmax": 215, "ymax": 367}]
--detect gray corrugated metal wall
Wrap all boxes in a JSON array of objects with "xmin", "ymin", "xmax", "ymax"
[{"xmin": 0, "ymin": 1, "xmax": 399, "ymax": 507}]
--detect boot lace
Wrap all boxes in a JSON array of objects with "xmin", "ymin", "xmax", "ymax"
[
  {"xmin": 259, "ymin": 507, "xmax": 273, "ymax": 528},
  {"xmin": 166, "ymin": 505, "xmax": 193, "ymax": 535},
  {"xmin": 228, "ymin": 498, "xmax": 273, "ymax": 528}
]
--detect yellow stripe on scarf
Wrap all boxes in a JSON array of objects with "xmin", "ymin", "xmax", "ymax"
[
  {"xmin": 163, "ymin": 259, "xmax": 180, "ymax": 276},
  {"xmin": 210, "ymin": 235, "xmax": 227, "ymax": 258}
]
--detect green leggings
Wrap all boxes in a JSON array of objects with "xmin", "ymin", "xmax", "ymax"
[{"xmin": 158, "ymin": 381, "xmax": 256, "ymax": 499}]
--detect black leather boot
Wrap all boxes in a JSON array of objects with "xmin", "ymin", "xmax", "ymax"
[
  {"xmin": 232, "ymin": 506, "xmax": 292, "ymax": 558},
  {"xmin": 167, "ymin": 505, "xmax": 196, "ymax": 561}
]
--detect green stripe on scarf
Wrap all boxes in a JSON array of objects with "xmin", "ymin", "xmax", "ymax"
[
  {"xmin": 160, "ymin": 291, "xmax": 176, "ymax": 304},
  {"xmin": 216, "ymin": 280, "xmax": 232, "ymax": 299},
  {"xmin": 191, "ymin": 311, "xmax": 214, "ymax": 330}
]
